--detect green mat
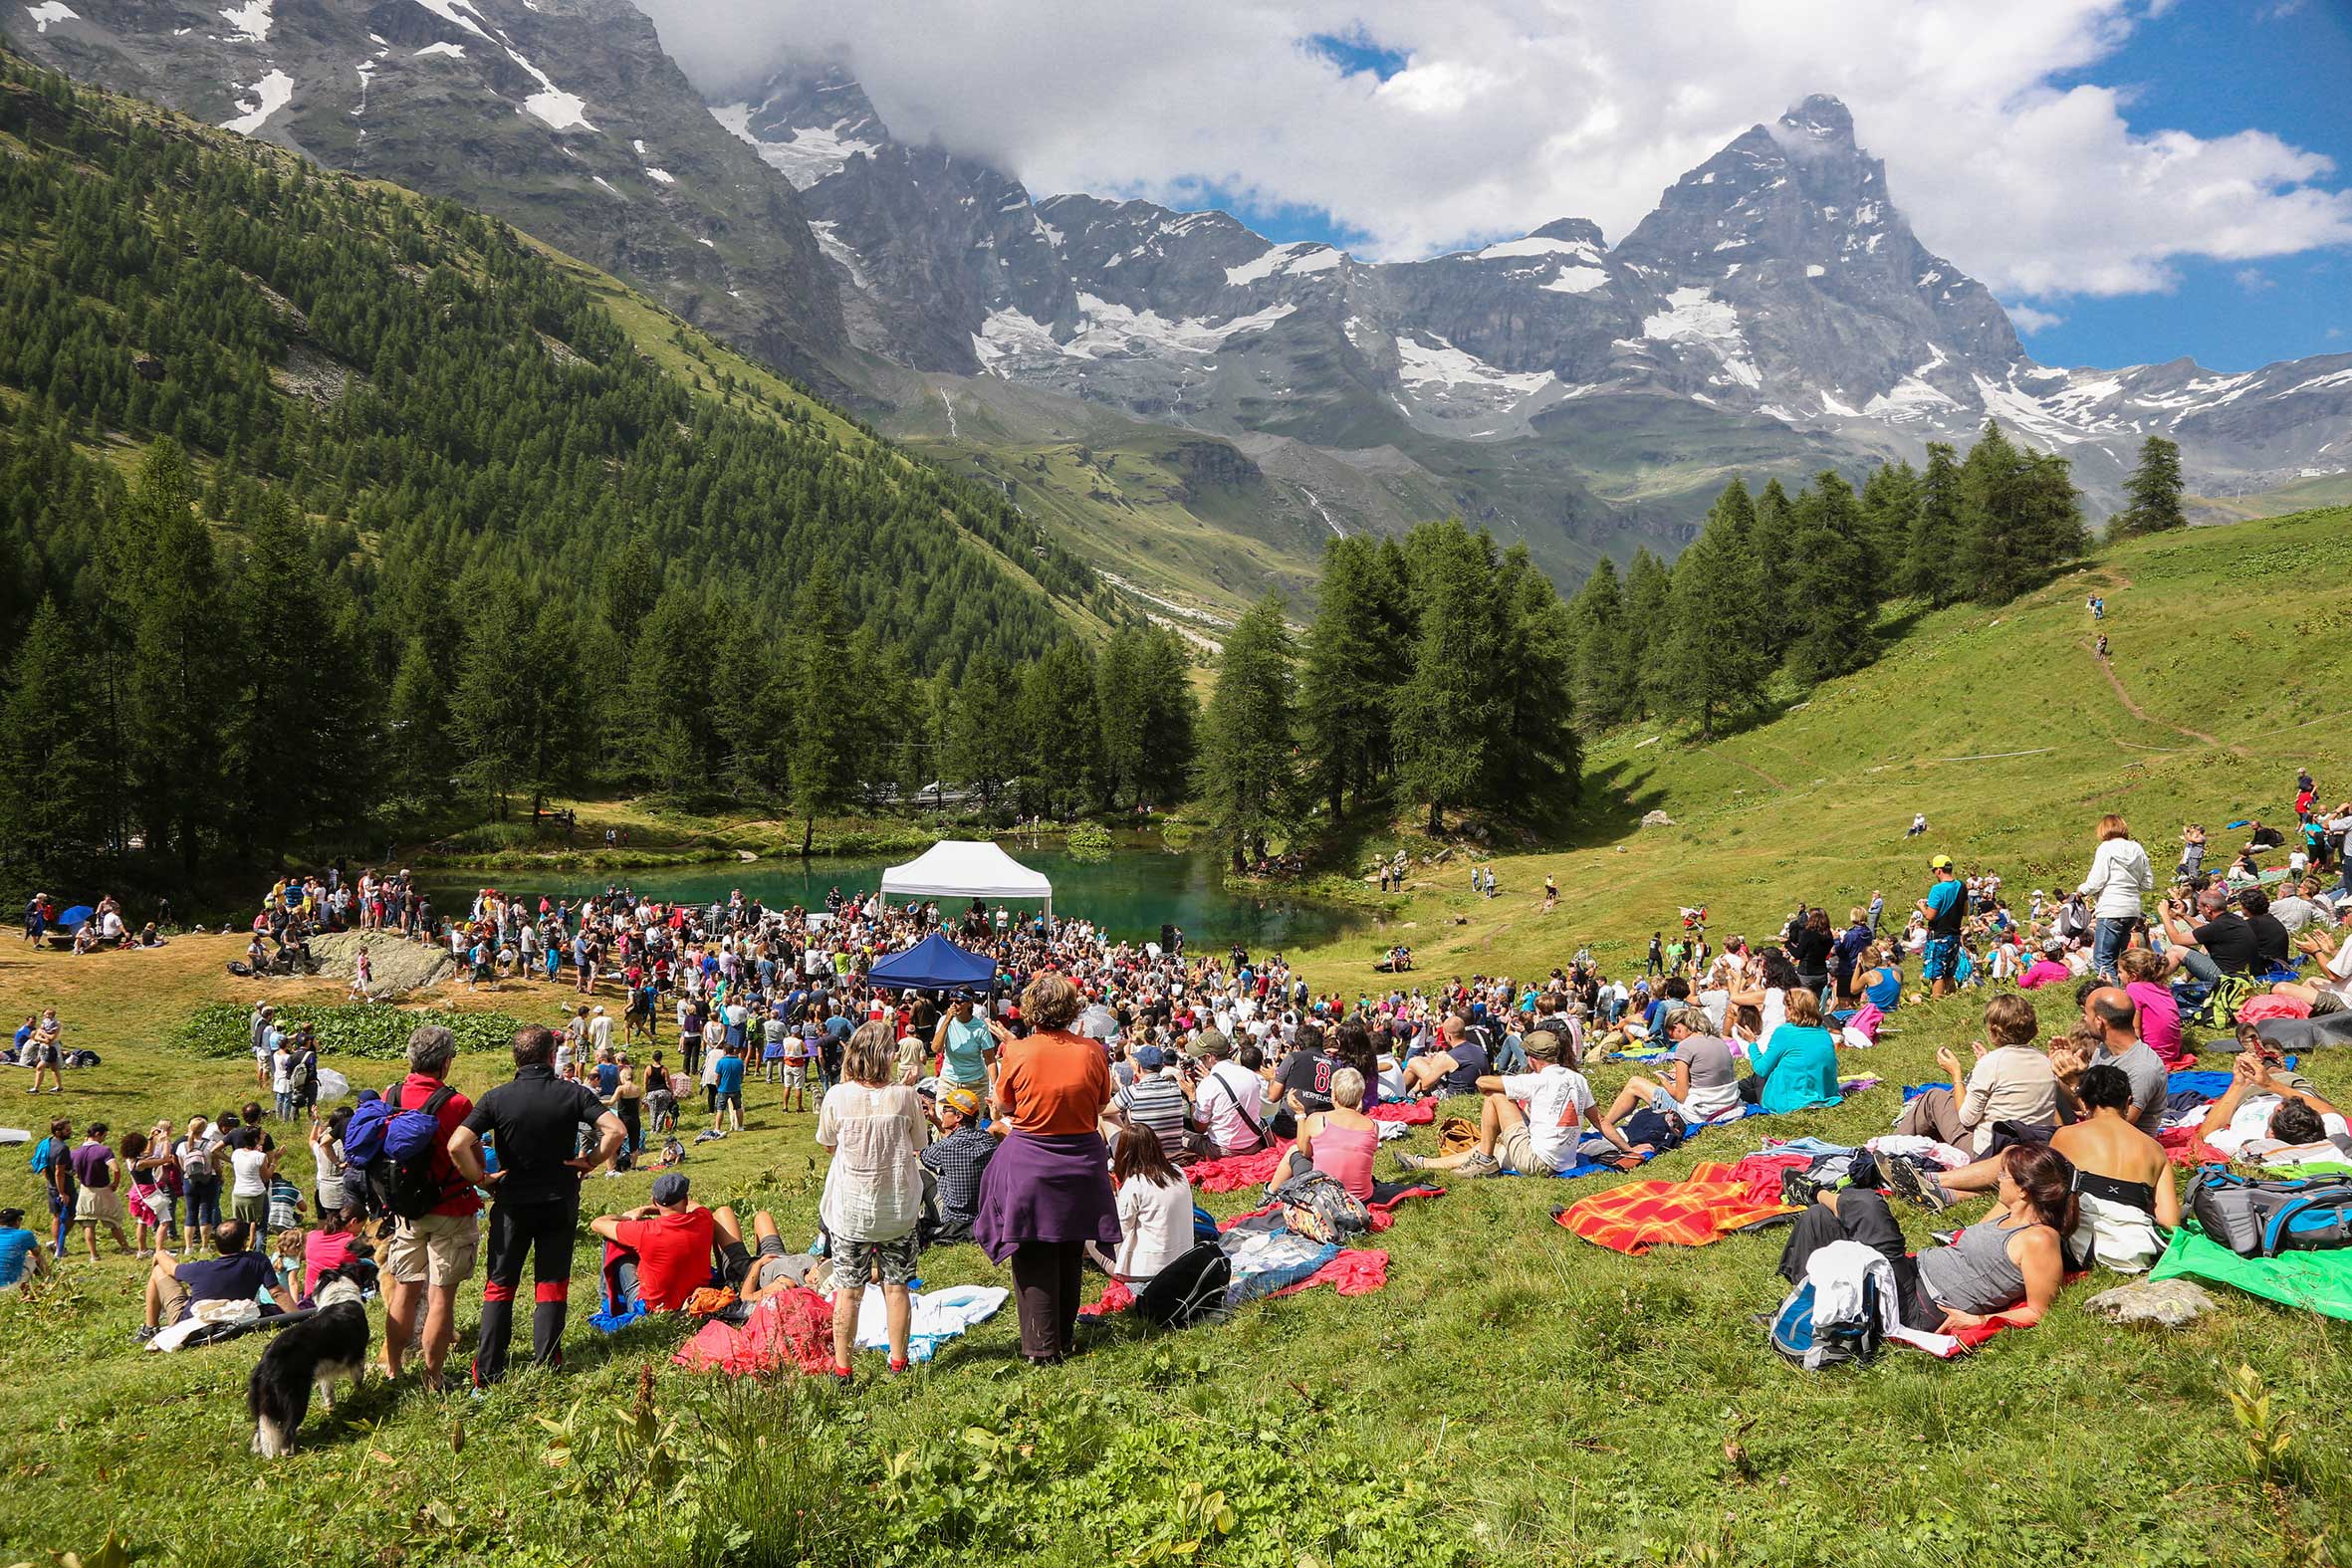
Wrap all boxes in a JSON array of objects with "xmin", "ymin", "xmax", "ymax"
[{"xmin": 2150, "ymin": 1223, "xmax": 2352, "ymax": 1321}]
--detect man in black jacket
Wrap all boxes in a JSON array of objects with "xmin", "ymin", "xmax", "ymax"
[{"xmin": 448, "ymin": 1025, "xmax": 625, "ymax": 1387}]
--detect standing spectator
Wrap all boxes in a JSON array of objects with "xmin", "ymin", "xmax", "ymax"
[
  {"xmin": 27, "ymin": 1008, "xmax": 63, "ymax": 1095},
  {"xmin": 976, "ymin": 973, "xmax": 1119, "ymax": 1368},
  {"xmin": 815, "ymin": 1020, "xmax": 927, "ymax": 1379},
  {"xmin": 225, "ymin": 1127, "xmax": 275, "ymax": 1245},
  {"xmin": 1917, "ymin": 857, "xmax": 1966, "ymax": 999},
  {"xmin": 379, "ymin": 1025, "xmax": 481, "ymax": 1393},
  {"xmin": 447, "ymin": 1025, "xmax": 625, "ymax": 1387},
  {"xmin": 70, "ymin": 1123, "xmax": 132, "ymax": 1260},
  {"xmin": 711, "ymin": 1038, "xmax": 746, "ymax": 1134},
  {"xmin": 2077, "ymin": 814, "xmax": 2154, "ymax": 983},
  {"xmin": 31, "ymin": 1116, "xmax": 75, "ymax": 1258},
  {"xmin": 176, "ymin": 1116, "xmax": 223, "ymax": 1238}
]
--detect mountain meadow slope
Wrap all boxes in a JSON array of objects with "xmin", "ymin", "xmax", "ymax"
[{"xmin": 5, "ymin": 512, "xmax": 2351, "ymax": 1567}]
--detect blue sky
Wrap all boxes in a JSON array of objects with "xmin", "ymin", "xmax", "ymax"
[{"xmin": 1206, "ymin": 9, "xmax": 2352, "ymax": 372}]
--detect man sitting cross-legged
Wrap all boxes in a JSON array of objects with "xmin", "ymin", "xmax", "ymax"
[{"xmin": 1393, "ymin": 1029, "xmax": 1646, "ymax": 1179}]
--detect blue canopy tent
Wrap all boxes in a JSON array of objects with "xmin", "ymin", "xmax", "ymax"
[{"xmin": 866, "ymin": 931, "xmax": 998, "ymax": 997}]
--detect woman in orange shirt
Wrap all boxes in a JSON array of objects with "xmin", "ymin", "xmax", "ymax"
[{"xmin": 974, "ymin": 972, "xmax": 1119, "ymax": 1365}]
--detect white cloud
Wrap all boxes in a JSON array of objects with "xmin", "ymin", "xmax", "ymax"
[
  {"xmin": 634, "ymin": 0, "xmax": 2352, "ymax": 305},
  {"xmin": 2234, "ymin": 267, "xmax": 2275, "ymax": 292},
  {"xmin": 2005, "ymin": 303, "xmax": 2066, "ymax": 333}
]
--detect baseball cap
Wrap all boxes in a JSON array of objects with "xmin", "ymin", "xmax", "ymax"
[
  {"xmin": 1930, "ymin": 855, "xmax": 1954, "ymax": 869},
  {"xmin": 1187, "ymin": 1028, "xmax": 1231, "ymax": 1060},
  {"xmin": 938, "ymin": 1084, "xmax": 982, "ymax": 1119},
  {"xmin": 650, "ymin": 1173, "xmax": 691, "ymax": 1206},
  {"xmin": 1134, "ymin": 1044, "xmax": 1168, "ymax": 1069}
]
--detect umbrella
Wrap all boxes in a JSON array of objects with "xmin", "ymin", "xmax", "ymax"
[
  {"xmin": 315, "ymin": 1067, "xmax": 351, "ymax": 1102},
  {"xmin": 55, "ymin": 905, "xmax": 93, "ymax": 930}
]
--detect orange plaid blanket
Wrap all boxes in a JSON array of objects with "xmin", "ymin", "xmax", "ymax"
[{"xmin": 1552, "ymin": 1161, "xmax": 1799, "ymax": 1255}]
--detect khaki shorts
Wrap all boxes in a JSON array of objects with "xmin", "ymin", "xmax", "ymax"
[
  {"xmin": 1498, "ymin": 1123, "xmax": 1538, "ymax": 1175},
  {"xmin": 387, "ymin": 1211, "xmax": 480, "ymax": 1287},
  {"xmin": 76, "ymin": 1185, "xmax": 123, "ymax": 1226}
]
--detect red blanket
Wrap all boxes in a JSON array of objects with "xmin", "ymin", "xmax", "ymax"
[
  {"xmin": 2157, "ymin": 1126, "xmax": 2228, "ymax": 1168},
  {"xmin": 1367, "ymin": 1100, "xmax": 1436, "ymax": 1125},
  {"xmin": 1188, "ymin": 1140, "xmax": 1294, "ymax": 1193},
  {"xmin": 1728, "ymin": 1153, "xmax": 1813, "ymax": 1208},
  {"xmin": 1554, "ymin": 1161, "xmax": 1800, "ymax": 1255},
  {"xmin": 672, "ymin": 1287, "xmax": 837, "ymax": 1378}
]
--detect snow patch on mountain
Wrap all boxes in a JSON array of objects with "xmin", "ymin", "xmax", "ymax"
[
  {"xmin": 1641, "ymin": 288, "xmax": 1761, "ymax": 389},
  {"xmin": 1223, "ymin": 242, "xmax": 1340, "ymax": 287},
  {"xmin": 413, "ymin": 40, "xmax": 464, "ymax": 58},
  {"xmin": 1394, "ymin": 334, "xmax": 1555, "ymax": 405},
  {"xmin": 971, "ymin": 309, "xmax": 1061, "ymax": 371},
  {"xmin": 644, "ymin": 167, "xmax": 674, "ymax": 185},
  {"xmin": 409, "ymin": 0, "xmax": 489, "ymax": 41},
  {"xmin": 1476, "ymin": 234, "xmax": 1602, "ymax": 263},
  {"xmin": 217, "ymin": 0, "xmax": 270, "ymax": 43},
  {"xmin": 220, "ymin": 68, "xmax": 293, "ymax": 135},
  {"xmin": 505, "ymin": 50, "xmax": 594, "ymax": 132},
  {"xmin": 708, "ymin": 103, "xmax": 876, "ymax": 189},
  {"xmin": 809, "ymin": 221, "xmax": 870, "ymax": 290},
  {"xmin": 1068, "ymin": 296, "xmax": 1295, "ymax": 359},
  {"xmin": 1541, "ymin": 265, "xmax": 1609, "ymax": 295},
  {"xmin": 23, "ymin": 2, "xmax": 76, "ymax": 33}
]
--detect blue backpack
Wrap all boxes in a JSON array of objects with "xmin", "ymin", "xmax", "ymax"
[
  {"xmin": 1768, "ymin": 1275, "xmax": 1887, "ymax": 1369},
  {"xmin": 353, "ymin": 1083, "xmax": 459, "ymax": 1220}
]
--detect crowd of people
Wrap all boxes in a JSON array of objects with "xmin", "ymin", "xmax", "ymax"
[{"xmin": 9, "ymin": 767, "xmax": 2352, "ymax": 1395}]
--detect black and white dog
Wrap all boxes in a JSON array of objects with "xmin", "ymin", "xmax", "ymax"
[{"xmin": 248, "ymin": 1267, "xmax": 370, "ymax": 1457}]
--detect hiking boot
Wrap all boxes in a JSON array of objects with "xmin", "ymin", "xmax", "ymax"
[
  {"xmin": 1886, "ymin": 1160, "xmax": 1955, "ymax": 1214},
  {"xmin": 1778, "ymin": 1169, "xmax": 1822, "ymax": 1207},
  {"xmin": 1458, "ymin": 1151, "xmax": 1503, "ymax": 1179}
]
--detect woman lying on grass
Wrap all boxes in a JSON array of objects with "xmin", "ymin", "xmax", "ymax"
[{"xmin": 1777, "ymin": 1143, "xmax": 2077, "ymax": 1333}]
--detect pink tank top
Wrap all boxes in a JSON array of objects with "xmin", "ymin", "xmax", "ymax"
[{"xmin": 1311, "ymin": 1122, "xmax": 1378, "ymax": 1200}]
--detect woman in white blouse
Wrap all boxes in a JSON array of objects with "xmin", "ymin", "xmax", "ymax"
[
  {"xmin": 815, "ymin": 1020, "xmax": 928, "ymax": 1376},
  {"xmin": 1086, "ymin": 1124, "xmax": 1193, "ymax": 1287}
]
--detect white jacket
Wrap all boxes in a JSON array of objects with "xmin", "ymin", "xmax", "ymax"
[{"xmin": 2077, "ymin": 837, "xmax": 2154, "ymax": 919}]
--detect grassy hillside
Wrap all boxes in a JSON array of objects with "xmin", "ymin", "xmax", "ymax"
[
  {"xmin": 5, "ymin": 513, "xmax": 2350, "ymax": 1567},
  {"xmin": 2188, "ymin": 471, "xmax": 2352, "ymax": 526}
]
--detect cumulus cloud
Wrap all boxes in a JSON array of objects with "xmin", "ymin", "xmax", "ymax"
[
  {"xmin": 634, "ymin": 0, "xmax": 2352, "ymax": 307},
  {"xmin": 2005, "ymin": 303, "xmax": 2067, "ymax": 334}
]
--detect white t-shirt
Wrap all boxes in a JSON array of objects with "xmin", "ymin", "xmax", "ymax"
[
  {"xmin": 1196, "ymin": 1061, "xmax": 1265, "ymax": 1153},
  {"xmin": 2208, "ymin": 1097, "xmax": 2350, "ymax": 1160},
  {"xmin": 229, "ymin": 1147, "xmax": 270, "ymax": 1198},
  {"xmin": 1109, "ymin": 1174, "xmax": 1195, "ymax": 1280},
  {"xmin": 1501, "ymin": 1065, "xmax": 1595, "ymax": 1172}
]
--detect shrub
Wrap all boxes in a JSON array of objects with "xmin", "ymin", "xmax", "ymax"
[{"xmin": 175, "ymin": 1003, "xmax": 532, "ymax": 1061}]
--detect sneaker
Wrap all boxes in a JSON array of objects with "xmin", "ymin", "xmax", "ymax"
[
  {"xmin": 1458, "ymin": 1151, "xmax": 1503, "ymax": 1179},
  {"xmin": 1884, "ymin": 1159, "xmax": 1954, "ymax": 1214},
  {"xmin": 1391, "ymin": 1151, "xmax": 1427, "ymax": 1174},
  {"xmin": 133, "ymin": 1324, "xmax": 158, "ymax": 1343},
  {"xmin": 1778, "ymin": 1169, "xmax": 1821, "ymax": 1207}
]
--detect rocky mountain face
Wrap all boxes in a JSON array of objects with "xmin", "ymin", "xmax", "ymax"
[
  {"xmin": 12, "ymin": 4, "xmax": 2346, "ymax": 590},
  {"xmin": 9, "ymin": 0, "xmax": 848, "ymax": 385},
  {"xmin": 725, "ymin": 68, "xmax": 2349, "ymax": 509}
]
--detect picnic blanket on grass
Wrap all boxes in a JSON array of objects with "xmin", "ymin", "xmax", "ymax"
[
  {"xmin": 1189, "ymin": 1140, "xmax": 1293, "ymax": 1192},
  {"xmin": 1367, "ymin": 1100, "xmax": 1436, "ymax": 1125},
  {"xmin": 674, "ymin": 1287, "xmax": 837, "ymax": 1377},
  {"xmin": 2150, "ymin": 1222, "xmax": 2352, "ymax": 1321},
  {"xmin": 1554, "ymin": 1161, "xmax": 1801, "ymax": 1254}
]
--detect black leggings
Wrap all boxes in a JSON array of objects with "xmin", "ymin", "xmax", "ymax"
[
  {"xmin": 1775, "ymin": 1190, "xmax": 1943, "ymax": 1331},
  {"xmin": 473, "ymin": 1197, "xmax": 579, "ymax": 1387}
]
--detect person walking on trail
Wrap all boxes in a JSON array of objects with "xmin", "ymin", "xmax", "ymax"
[
  {"xmin": 1918, "ymin": 856, "xmax": 1966, "ymax": 1000},
  {"xmin": 2096, "ymin": 633, "xmax": 2109, "ymax": 658},
  {"xmin": 447, "ymin": 1024, "xmax": 625, "ymax": 1388}
]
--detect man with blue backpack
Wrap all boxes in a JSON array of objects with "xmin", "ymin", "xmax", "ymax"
[{"xmin": 348, "ymin": 1025, "xmax": 480, "ymax": 1393}]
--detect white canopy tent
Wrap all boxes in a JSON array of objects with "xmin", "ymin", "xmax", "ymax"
[{"xmin": 880, "ymin": 839, "xmax": 1054, "ymax": 922}]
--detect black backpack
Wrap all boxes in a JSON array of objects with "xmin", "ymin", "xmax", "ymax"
[{"xmin": 1134, "ymin": 1242, "xmax": 1232, "ymax": 1329}]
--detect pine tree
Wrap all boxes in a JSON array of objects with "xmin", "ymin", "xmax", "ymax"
[
  {"xmin": 1656, "ymin": 481, "xmax": 1771, "ymax": 738},
  {"xmin": 1133, "ymin": 628, "xmax": 1198, "ymax": 809},
  {"xmin": 1491, "ymin": 547, "xmax": 1583, "ymax": 819},
  {"xmin": 1194, "ymin": 592, "xmax": 1297, "ymax": 870},
  {"xmin": 384, "ymin": 634, "xmax": 456, "ymax": 804},
  {"xmin": 1298, "ymin": 536, "xmax": 1406, "ymax": 821},
  {"xmin": 948, "ymin": 652, "xmax": 1017, "ymax": 813},
  {"xmin": 1570, "ymin": 558, "xmax": 1637, "ymax": 731},
  {"xmin": 1620, "ymin": 549, "xmax": 1675, "ymax": 718},
  {"xmin": 2117, "ymin": 435, "xmax": 2186, "ymax": 536},
  {"xmin": 1783, "ymin": 471, "xmax": 1875, "ymax": 685},
  {"xmin": 1955, "ymin": 422, "xmax": 2085, "ymax": 603},
  {"xmin": 1012, "ymin": 639, "xmax": 1101, "ymax": 817},
  {"xmin": 1395, "ymin": 523, "xmax": 1507, "ymax": 831},
  {"xmin": 112, "ymin": 438, "xmax": 226, "ymax": 872},
  {"xmin": 1903, "ymin": 443, "xmax": 1965, "ymax": 606},
  {"xmin": 1749, "ymin": 479, "xmax": 1799, "ymax": 659},
  {"xmin": 0, "ymin": 596, "xmax": 111, "ymax": 882},
  {"xmin": 785, "ymin": 564, "xmax": 858, "ymax": 854},
  {"xmin": 448, "ymin": 567, "xmax": 533, "ymax": 816},
  {"xmin": 1857, "ymin": 461, "xmax": 1920, "ymax": 586}
]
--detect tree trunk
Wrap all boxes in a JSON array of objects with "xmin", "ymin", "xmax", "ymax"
[
  {"xmin": 1426, "ymin": 800, "xmax": 1443, "ymax": 832},
  {"xmin": 801, "ymin": 814, "xmax": 815, "ymax": 858}
]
